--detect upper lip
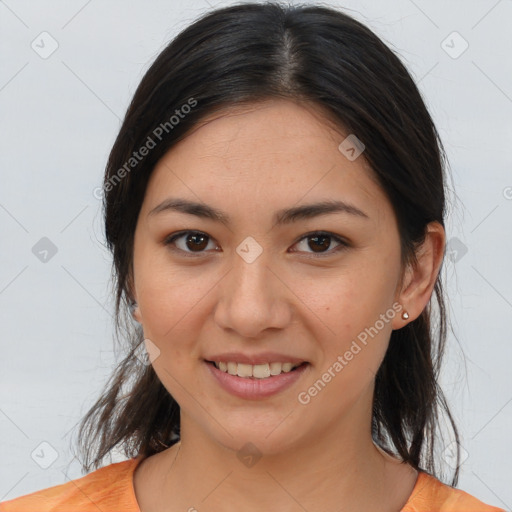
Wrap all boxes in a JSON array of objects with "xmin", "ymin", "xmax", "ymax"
[{"xmin": 205, "ymin": 352, "xmax": 307, "ymax": 365}]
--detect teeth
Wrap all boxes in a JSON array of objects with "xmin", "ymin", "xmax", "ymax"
[
  {"xmin": 213, "ymin": 361, "xmax": 301, "ymax": 379},
  {"xmin": 236, "ymin": 363, "xmax": 252, "ymax": 378},
  {"xmin": 281, "ymin": 362, "xmax": 293, "ymax": 372},
  {"xmin": 253, "ymin": 364, "xmax": 271, "ymax": 379},
  {"xmin": 269, "ymin": 362, "xmax": 282, "ymax": 375}
]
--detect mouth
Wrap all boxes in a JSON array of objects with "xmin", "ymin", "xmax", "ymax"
[
  {"xmin": 205, "ymin": 360, "xmax": 308, "ymax": 379},
  {"xmin": 205, "ymin": 358, "xmax": 310, "ymax": 399}
]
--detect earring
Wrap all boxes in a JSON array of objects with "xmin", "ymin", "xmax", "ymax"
[{"xmin": 401, "ymin": 311, "xmax": 409, "ymax": 320}]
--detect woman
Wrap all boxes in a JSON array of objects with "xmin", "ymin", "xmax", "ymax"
[{"xmin": 0, "ymin": 3, "xmax": 505, "ymax": 511}]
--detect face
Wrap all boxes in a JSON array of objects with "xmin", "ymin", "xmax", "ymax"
[{"xmin": 132, "ymin": 98, "xmax": 407, "ymax": 454}]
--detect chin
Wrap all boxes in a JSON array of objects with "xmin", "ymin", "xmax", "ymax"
[{"xmin": 198, "ymin": 414, "xmax": 306, "ymax": 459}]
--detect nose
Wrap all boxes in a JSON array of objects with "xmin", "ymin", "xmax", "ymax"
[{"xmin": 213, "ymin": 248, "xmax": 293, "ymax": 339}]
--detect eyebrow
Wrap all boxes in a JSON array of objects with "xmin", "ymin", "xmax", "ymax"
[{"xmin": 148, "ymin": 197, "xmax": 370, "ymax": 226}]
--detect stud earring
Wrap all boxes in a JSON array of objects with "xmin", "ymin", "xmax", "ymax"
[{"xmin": 401, "ymin": 311, "xmax": 409, "ymax": 320}]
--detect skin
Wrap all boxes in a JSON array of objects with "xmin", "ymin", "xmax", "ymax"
[{"xmin": 130, "ymin": 98, "xmax": 446, "ymax": 512}]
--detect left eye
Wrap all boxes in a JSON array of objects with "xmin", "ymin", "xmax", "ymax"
[
  {"xmin": 163, "ymin": 230, "xmax": 348, "ymax": 257},
  {"xmin": 292, "ymin": 231, "xmax": 348, "ymax": 256}
]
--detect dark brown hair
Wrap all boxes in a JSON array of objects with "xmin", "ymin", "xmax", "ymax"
[{"xmin": 73, "ymin": 1, "xmax": 461, "ymax": 485}]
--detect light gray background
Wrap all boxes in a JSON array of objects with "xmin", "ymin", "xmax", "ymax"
[{"xmin": 1, "ymin": 0, "xmax": 511, "ymax": 508}]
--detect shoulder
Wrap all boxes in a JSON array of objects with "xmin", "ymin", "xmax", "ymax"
[
  {"xmin": 0, "ymin": 456, "xmax": 143, "ymax": 512},
  {"xmin": 402, "ymin": 471, "xmax": 506, "ymax": 512}
]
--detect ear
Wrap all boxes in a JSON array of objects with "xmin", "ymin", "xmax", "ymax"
[
  {"xmin": 127, "ymin": 272, "xmax": 142, "ymax": 324},
  {"xmin": 392, "ymin": 221, "xmax": 445, "ymax": 329},
  {"xmin": 131, "ymin": 301, "xmax": 142, "ymax": 324}
]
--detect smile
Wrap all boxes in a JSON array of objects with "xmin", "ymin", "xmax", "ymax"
[
  {"xmin": 210, "ymin": 361, "xmax": 304, "ymax": 379},
  {"xmin": 205, "ymin": 359, "xmax": 310, "ymax": 399}
]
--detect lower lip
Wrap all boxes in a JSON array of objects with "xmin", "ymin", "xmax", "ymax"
[{"xmin": 205, "ymin": 361, "xmax": 309, "ymax": 400}]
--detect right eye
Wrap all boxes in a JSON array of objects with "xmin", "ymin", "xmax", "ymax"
[{"xmin": 163, "ymin": 230, "xmax": 219, "ymax": 256}]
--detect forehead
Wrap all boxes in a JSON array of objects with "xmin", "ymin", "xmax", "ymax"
[
  {"xmin": 142, "ymin": 99, "xmax": 393, "ymax": 228},
  {"xmin": 179, "ymin": 99, "xmax": 357, "ymax": 162}
]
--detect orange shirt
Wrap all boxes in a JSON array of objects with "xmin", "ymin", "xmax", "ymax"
[{"xmin": 0, "ymin": 454, "xmax": 505, "ymax": 512}]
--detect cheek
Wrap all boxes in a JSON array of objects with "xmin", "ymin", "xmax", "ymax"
[
  {"xmin": 134, "ymin": 252, "xmax": 222, "ymax": 357},
  {"xmin": 311, "ymin": 264, "xmax": 397, "ymax": 374},
  {"xmin": 317, "ymin": 271, "xmax": 391, "ymax": 334},
  {"xmin": 304, "ymin": 289, "xmax": 394, "ymax": 413},
  {"xmin": 138, "ymin": 276, "xmax": 201, "ymax": 341}
]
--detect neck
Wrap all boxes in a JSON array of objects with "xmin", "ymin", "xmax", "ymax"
[{"xmin": 149, "ymin": 404, "xmax": 417, "ymax": 511}]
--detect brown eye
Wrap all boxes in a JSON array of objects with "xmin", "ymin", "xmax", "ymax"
[
  {"xmin": 184, "ymin": 232, "xmax": 209, "ymax": 251},
  {"xmin": 164, "ymin": 231, "xmax": 217, "ymax": 255},
  {"xmin": 307, "ymin": 234, "xmax": 331, "ymax": 252},
  {"xmin": 292, "ymin": 232, "xmax": 348, "ymax": 256}
]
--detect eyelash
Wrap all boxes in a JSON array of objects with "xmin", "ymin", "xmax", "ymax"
[{"xmin": 163, "ymin": 230, "xmax": 349, "ymax": 258}]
